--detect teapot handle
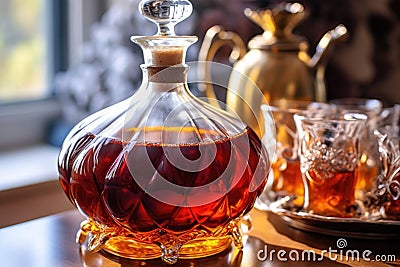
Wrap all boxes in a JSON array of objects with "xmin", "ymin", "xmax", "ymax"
[{"xmin": 198, "ymin": 25, "xmax": 247, "ymax": 108}]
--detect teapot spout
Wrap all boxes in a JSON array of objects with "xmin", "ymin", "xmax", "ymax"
[
  {"xmin": 309, "ymin": 24, "xmax": 347, "ymax": 102},
  {"xmin": 309, "ymin": 24, "xmax": 348, "ymax": 68}
]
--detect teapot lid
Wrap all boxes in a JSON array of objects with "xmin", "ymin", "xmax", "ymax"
[{"xmin": 245, "ymin": 2, "xmax": 309, "ymax": 51}]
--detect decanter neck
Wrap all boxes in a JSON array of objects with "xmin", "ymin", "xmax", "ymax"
[
  {"xmin": 132, "ymin": 36, "xmax": 197, "ymax": 67},
  {"xmin": 142, "ymin": 65, "xmax": 188, "ymax": 83}
]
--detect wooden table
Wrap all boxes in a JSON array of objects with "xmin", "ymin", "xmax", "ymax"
[{"xmin": 0, "ymin": 208, "xmax": 398, "ymax": 266}]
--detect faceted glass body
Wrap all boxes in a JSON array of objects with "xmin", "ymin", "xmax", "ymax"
[{"xmin": 58, "ymin": 64, "xmax": 270, "ymax": 263}]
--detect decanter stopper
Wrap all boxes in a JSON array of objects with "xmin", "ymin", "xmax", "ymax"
[{"xmin": 139, "ymin": 0, "xmax": 193, "ymax": 36}]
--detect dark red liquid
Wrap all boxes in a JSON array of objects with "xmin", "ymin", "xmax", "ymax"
[{"xmin": 58, "ymin": 127, "xmax": 269, "ymax": 237}]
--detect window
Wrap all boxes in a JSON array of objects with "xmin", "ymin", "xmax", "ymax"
[
  {"xmin": 0, "ymin": 0, "xmax": 68, "ymax": 151},
  {"xmin": 0, "ymin": 0, "xmax": 108, "ymax": 226},
  {"xmin": 0, "ymin": 0, "xmax": 46, "ymax": 101},
  {"xmin": 0, "ymin": 0, "xmax": 68, "ymax": 103},
  {"xmin": 0, "ymin": 0, "xmax": 110, "ymax": 151}
]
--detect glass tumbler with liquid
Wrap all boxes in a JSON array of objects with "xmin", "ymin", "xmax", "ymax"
[
  {"xmin": 329, "ymin": 98, "xmax": 382, "ymax": 194},
  {"xmin": 294, "ymin": 112, "xmax": 367, "ymax": 218},
  {"xmin": 256, "ymin": 100, "xmax": 333, "ymax": 209},
  {"xmin": 375, "ymin": 129, "xmax": 400, "ymax": 220}
]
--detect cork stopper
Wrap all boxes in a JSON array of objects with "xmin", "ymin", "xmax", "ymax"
[
  {"xmin": 152, "ymin": 47, "xmax": 183, "ymax": 65},
  {"xmin": 131, "ymin": 0, "xmax": 197, "ymax": 68}
]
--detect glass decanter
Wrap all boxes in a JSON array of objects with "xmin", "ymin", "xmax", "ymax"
[{"xmin": 57, "ymin": 0, "xmax": 270, "ymax": 264}]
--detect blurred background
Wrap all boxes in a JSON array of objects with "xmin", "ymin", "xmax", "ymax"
[{"xmin": 0, "ymin": 0, "xmax": 399, "ymax": 226}]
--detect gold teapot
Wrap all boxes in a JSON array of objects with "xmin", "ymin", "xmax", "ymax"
[{"xmin": 198, "ymin": 2, "xmax": 347, "ymax": 136}]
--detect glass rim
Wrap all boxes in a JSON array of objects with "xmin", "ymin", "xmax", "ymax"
[
  {"xmin": 293, "ymin": 111, "xmax": 368, "ymax": 124},
  {"xmin": 329, "ymin": 97, "xmax": 383, "ymax": 113},
  {"xmin": 261, "ymin": 100, "xmax": 332, "ymax": 114}
]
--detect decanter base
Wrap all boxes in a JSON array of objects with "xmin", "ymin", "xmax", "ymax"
[
  {"xmin": 76, "ymin": 218, "xmax": 245, "ymax": 264},
  {"xmin": 102, "ymin": 236, "xmax": 233, "ymax": 260}
]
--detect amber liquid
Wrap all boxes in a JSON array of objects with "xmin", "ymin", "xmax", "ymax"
[
  {"xmin": 304, "ymin": 169, "xmax": 357, "ymax": 218},
  {"xmin": 58, "ymin": 127, "xmax": 268, "ymax": 242},
  {"xmin": 271, "ymin": 159, "xmax": 304, "ymax": 205},
  {"xmin": 356, "ymin": 164, "xmax": 378, "ymax": 191},
  {"xmin": 355, "ymin": 153, "xmax": 379, "ymax": 192}
]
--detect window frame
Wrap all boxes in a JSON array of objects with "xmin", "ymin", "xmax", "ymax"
[
  {"xmin": 0, "ymin": 0, "xmax": 68, "ymax": 151},
  {"xmin": 0, "ymin": 0, "xmax": 107, "ymax": 152},
  {"xmin": 0, "ymin": 0, "xmax": 109, "ymax": 226}
]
